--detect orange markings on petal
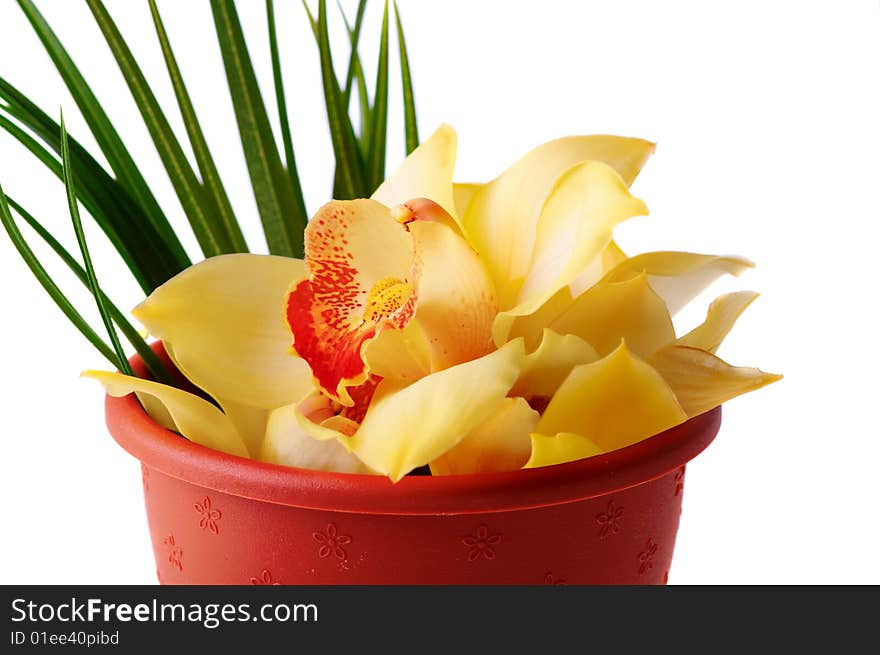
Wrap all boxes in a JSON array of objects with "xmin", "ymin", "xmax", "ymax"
[
  {"xmin": 286, "ymin": 200, "xmax": 416, "ymax": 405},
  {"xmin": 286, "ymin": 279, "xmax": 376, "ymax": 405},
  {"xmin": 339, "ymin": 375, "xmax": 383, "ymax": 425},
  {"xmin": 398, "ymin": 197, "xmax": 463, "ymax": 236}
]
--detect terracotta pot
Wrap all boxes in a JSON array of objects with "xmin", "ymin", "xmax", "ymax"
[{"xmin": 105, "ymin": 346, "xmax": 721, "ymax": 585}]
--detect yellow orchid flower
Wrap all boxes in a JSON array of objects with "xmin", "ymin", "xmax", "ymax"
[{"xmin": 85, "ymin": 123, "xmax": 780, "ymax": 481}]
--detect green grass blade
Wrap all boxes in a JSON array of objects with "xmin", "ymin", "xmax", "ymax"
[
  {"xmin": 85, "ymin": 0, "xmax": 232, "ymax": 258},
  {"xmin": 0, "ymin": 111, "xmax": 148, "ymax": 291},
  {"xmin": 211, "ymin": 0, "xmax": 303, "ymax": 257},
  {"xmin": 301, "ymin": 0, "xmax": 317, "ymax": 35},
  {"xmin": 354, "ymin": 57, "xmax": 372, "ymax": 153},
  {"xmin": 317, "ymin": 0, "xmax": 367, "ymax": 199},
  {"xmin": 0, "ymin": 105, "xmax": 183, "ymax": 291},
  {"xmin": 61, "ymin": 113, "xmax": 134, "ymax": 376},
  {"xmin": 394, "ymin": 1, "xmax": 419, "ymax": 154},
  {"xmin": 148, "ymin": 0, "xmax": 248, "ymax": 254},
  {"xmin": 5, "ymin": 196, "xmax": 175, "ymax": 385},
  {"xmin": 367, "ymin": 1, "xmax": 390, "ymax": 190},
  {"xmin": 337, "ymin": 0, "xmax": 371, "ymax": 177},
  {"xmin": 339, "ymin": 0, "xmax": 368, "ymax": 109},
  {"xmin": 0, "ymin": 183, "xmax": 119, "ymax": 368},
  {"xmin": 266, "ymin": 0, "xmax": 308, "ymax": 232},
  {"xmin": 16, "ymin": 0, "xmax": 180, "ymax": 262}
]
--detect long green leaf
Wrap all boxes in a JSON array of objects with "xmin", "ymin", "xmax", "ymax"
[
  {"xmin": 266, "ymin": 0, "xmax": 308, "ymax": 232},
  {"xmin": 317, "ymin": 0, "xmax": 368, "ymax": 199},
  {"xmin": 394, "ymin": 1, "xmax": 419, "ymax": 154},
  {"xmin": 5, "ymin": 196, "xmax": 174, "ymax": 385},
  {"xmin": 147, "ymin": 0, "xmax": 248, "ymax": 254},
  {"xmin": 211, "ymin": 0, "xmax": 303, "ymax": 257},
  {"xmin": 61, "ymin": 113, "xmax": 134, "ymax": 376},
  {"xmin": 333, "ymin": 0, "xmax": 371, "ymax": 196},
  {"xmin": 16, "ymin": 0, "xmax": 180, "ymax": 261},
  {"xmin": 0, "ymin": 182, "xmax": 119, "ymax": 368},
  {"xmin": 85, "ymin": 0, "xmax": 232, "ymax": 258},
  {"xmin": 0, "ymin": 103, "xmax": 184, "ymax": 291},
  {"xmin": 354, "ymin": 57, "xmax": 372, "ymax": 154},
  {"xmin": 340, "ymin": 0, "xmax": 368, "ymax": 110},
  {"xmin": 367, "ymin": 1, "xmax": 390, "ymax": 190},
  {"xmin": 0, "ymin": 111, "xmax": 148, "ymax": 291}
]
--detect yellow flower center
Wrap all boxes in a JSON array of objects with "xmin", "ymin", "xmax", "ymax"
[{"xmin": 363, "ymin": 277, "xmax": 413, "ymax": 322}]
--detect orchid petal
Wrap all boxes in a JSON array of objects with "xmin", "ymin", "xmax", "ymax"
[
  {"xmin": 649, "ymin": 345, "xmax": 782, "ymax": 417},
  {"xmin": 501, "ymin": 286, "xmax": 573, "ymax": 349},
  {"xmin": 514, "ymin": 161, "xmax": 648, "ymax": 315},
  {"xmin": 536, "ymin": 343, "xmax": 686, "ymax": 453},
  {"xmin": 364, "ymin": 321, "xmax": 432, "ymax": 384},
  {"xmin": 372, "ymin": 124, "xmax": 458, "ymax": 218},
  {"xmin": 570, "ymin": 239, "xmax": 628, "ymax": 297},
  {"xmin": 349, "ymin": 339, "xmax": 526, "ymax": 481},
  {"xmin": 409, "ymin": 220, "xmax": 497, "ymax": 370},
  {"xmin": 261, "ymin": 403, "xmax": 374, "ymax": 474},
  {"xmin": 132, "ymin": 254, "xmax": 314, "ymax": 410},
  {"xmin": 603, "ymin": 252, "xmax": 754, "ymax": 315},
  {"xmin": 676, "ymin": 291, "xmax": 760, "ymax": 353},
  {"xmin": 83, "ymin": 371, "xmax": 248, "ymax": 457},
  {"xmin": 453, "ymin": 182, "xmax": 482, "ymax": 219},
  {"xmin": 162, "ymin": 340, "xmax": 268, "ymax": 457},
  {"xmin": 551, "ymin": 272, "xmax": 675, "ymax": 359},
  {"xmin": 214, "ymin": 398, "xmax": 268, "ymax": 459},
  {"xmin": 526, "ymin": 432, "xmax": 603, "ymax": 469},
  {"xmin": 430, "ymin": 397, "xmax": 538, "ymax": 475},
  {"xmin": 287, "ymin": 199, "xmax": 415, "ymax": 405},
  {"xmin": 511, "ymin": 329, "xmax": 598, "ymax": 398},
  {"xmin": 462, "ymin": 135, "xmax": 655, "ymax": 306}
]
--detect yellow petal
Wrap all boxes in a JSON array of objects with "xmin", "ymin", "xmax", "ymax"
[
  {"xmin": 501, "ymin": 286, "xmax": 573, "ymax": 350},
  {"xmin": 513, "ymin": 161, "xmax": 648, "ymax": 315},
  {"xmin": 363, "ymin": 321, "xmax": 432, "ymax": 384},
  {"xmin": 570, "ymin": 239, "xmax": 628, "ymax": 297},
  {"xmin": 133, "ymin": 254, "xmax": 314, "ymax": 410},
  {"xmin": 431, "ymin": 397, "xmax": 539, "ymax": 475},
  {"xmin": 164, "ymin": 341, "xmax": 267, "ymax": 457},
  {"xmin": 462, "ymin": 135, "xmax": 655, "ymax": 306},
  {"xmin": 536, "ymin": 343, "xmax": 686, "ymax": 453},
  {"xmin": 372, "ymin": 124, "xmax": 458, "ymax": 219},
  {"xmin": 261, "ymin": 403, "xmax": 374, "ymax": 474},
  {"xmin": 83, "ymin": 370, "xmax": 248, "ymax": 458},
  {"xmin": 603, "ymin": 252, "xmax": 754, "ymax": 315},
  {"xmin": 409, "ymin": 220, "xmax": 497, "ymax": 370},
  {"xmin": 453, "ymin": 182, "xmax": 483, "ymax": 219},
  {"xmin": 676, "ymin": 291, "xmax": 759, "ymax": 353},
  {"xmin": 551, "ymin": 272, "xmax": 675, "ymax": 359},
  {"xmin": 649, "ymin": 345, "xmax": 782, "ymax": 417},
  {"xmin": 349, "ymin": 339, "xmax": 526, "ymax": 481},
  {"xmin": 525, "ymin": 432, "xmax": 603, "ymax": 469},
  {"xmin": 214, "ymin": 397, "xmax": 268, "ymax": 459},
  {"xmin": 510, "ymin": 328, "xmax": 599, "ymax": 398}
]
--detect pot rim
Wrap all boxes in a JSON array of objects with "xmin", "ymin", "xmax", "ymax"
[{"xmin": 104, "ymin": 348, "xmax": 721, "ymax": 516}]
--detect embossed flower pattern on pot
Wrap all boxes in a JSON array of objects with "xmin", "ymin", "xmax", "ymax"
[
  {"xmin": 463, "ymin": 525, "xmax": 502, "ymax": 561},
  {"xmin": 674, "ymin": 467, "xmax": 686, "ymax": 496},
  {"xmin": 250, "ymin": 569, "xmax": 281, "ymax": 585},
  {"xmin": 638, "ymin": 538, "xmax": 658, "ymax": 575},
  {"xmin": 596, "ymin": 500, "xmax": 624, "ymax": 538},
  {"xmin": 163, "ymin": 534, "xmax": 183, "ymax": 572},
  {"xmin": 313, "ymin": 523, "xmax": 351, "ymax": 560},
  {"xmin": 544, "ymin": 572, "xmax": 567, "ymax": 585},
  {"xmin": 194, "ymin": 496, "xmax": 221, "ymax": 535}
]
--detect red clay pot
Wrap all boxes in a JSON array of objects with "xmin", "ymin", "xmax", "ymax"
[{"xmin": 105, "ymin": 346, "xmax": 721, "ymax": 585}]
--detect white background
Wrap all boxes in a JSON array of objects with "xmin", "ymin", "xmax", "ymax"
[{"xmin": 1, "ymin": 0, "xmax": 878, "ymax": 584}]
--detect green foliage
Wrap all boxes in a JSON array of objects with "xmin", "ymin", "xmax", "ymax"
[{"xmin": 0, "ymin": 0, "xmax": 421, "ymax": 372}]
